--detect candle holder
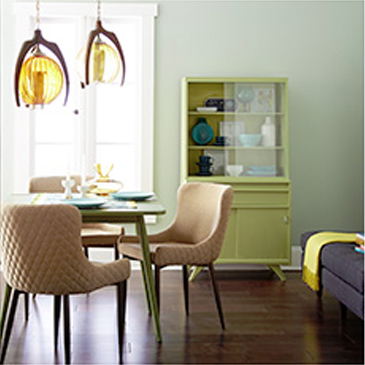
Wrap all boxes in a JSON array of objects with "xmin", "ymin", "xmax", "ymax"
[
  {"xmin": 78, "ymin": 185, "xmax": 89, "ymax": 198},
  {"xmin": 61, "ymin": 179, "xmax": 75, "ymax": 199},
  {"xmin": 88, "ymin": 163, "xmax": 123, "ymax": 195}
]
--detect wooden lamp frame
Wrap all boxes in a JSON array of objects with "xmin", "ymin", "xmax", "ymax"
[
  {"xmin": 14, "ymin": 29, "xmax": 70, "ymax": 107},
  {"xmin": 84, "ymin": 20, "xmax": 126, "ymax": 87}
]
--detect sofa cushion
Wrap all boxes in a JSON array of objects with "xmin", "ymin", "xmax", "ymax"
[
  {"xmin": 321, "ymin": 243, "xmax": 364, "ymax": 294},
  {"xmin": 323, "ymin": 268, "xmax": 364, "ymax": 319}
]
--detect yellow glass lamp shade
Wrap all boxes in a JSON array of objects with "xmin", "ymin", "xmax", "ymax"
[
  {"xmin": 80, "ymin": 19, "xmax": 125, "ymax": 87},
  {"xmin": 19, "ymin": 53, "xmax": 64, "ymax": 106},
  {"xmin": 78, "ymin": 39, "xmax": 121, "ymax": 84}
]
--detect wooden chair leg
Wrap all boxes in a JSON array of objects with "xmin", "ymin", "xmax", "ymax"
[
  {"xmin": 114, "ymin": 228, "xmax": 124, "ymax": 261},
  {"xmin": 182, "ymin": 265, "xmax": 189, "ymax": 316},
  {"xmin": 83, "ymin": 246, "xmax": 89, "ymax": 259},
  {"xmin": 117, "ymin": 281, "xmax": 127, "ymax": 363},
  {"xmin": 63, "ymin": 295, "xmax": 71, "ymax": 364},
  {"xmin": 0, "ymin": 289, "xmax": 20, "ymax": 364},
  {"xmin": 114, "ymin": 243, "xmax": 120, "ymax": 260},
  {"xmin": 154, "ymin": 265, "xmax": 160, "ymax": 312},
  {"xmin": 0, "ymin": 283, "xmax": 12, "ymax": 340},
  {"xmin": 54, "ymin": 295, "xmax": 61, "ymax": 351},
  {"xmin": 24, "ymin": 293, "xmax": 29, "ymax": 321},
  {"xmin": 208, "ymin": 263, "xmax": 225, "ymax": 330}
]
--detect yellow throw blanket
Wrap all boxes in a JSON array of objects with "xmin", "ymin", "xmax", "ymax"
[{"xmin": 302, "ymin": 232, "xmax": 357, "ymax": 291}]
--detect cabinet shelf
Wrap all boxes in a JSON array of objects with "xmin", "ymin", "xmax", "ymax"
[
  {"xmin": 189, "ymin": 111, "xmax": 285, "ymax": 117},
  {"xmin": 189, "ymin": 145, "xmax": 285, "ymax": 151}
]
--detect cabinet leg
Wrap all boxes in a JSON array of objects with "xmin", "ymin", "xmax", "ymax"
[
  {"xmin": 268, "ymin": 265, "xmax": 286, "ymax": 281},
  {"xmin": 188, "ymin": 266, "xmax": 203, "ymax": 282}
]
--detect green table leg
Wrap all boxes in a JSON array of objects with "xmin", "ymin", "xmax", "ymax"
[
  {"xmin": 140, "ymin": 261, "xmax": 152, "ymax": 315},
  {"xmin": 269, "ymin": 265, "xmax": 286, "ymax": 281},
  {"xmin": 136, "ymin": 216, "xmax": 162, "ymax": 342},
  {"xmin": 0, "ymin": 283, "xmax": 12, "ymax": 339}
]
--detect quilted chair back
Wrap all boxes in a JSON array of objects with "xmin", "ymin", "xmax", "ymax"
[
  {"xmin": 0, "ymin": 204, "xmax": 129, "ymax": 295},
  {"xmin": 29, "ymin": 175, "xmax": 83, "ymax": 193},
  {"xmin": 169, "ymin": 182, "xmax": 233, "ymax": 262}
]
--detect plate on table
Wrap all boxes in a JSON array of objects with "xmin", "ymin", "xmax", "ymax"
[
  {"xmin": 111, "ymin": 192, "xmax": 154, "ymax": 201},
  {"xmin": 61, "ymin": 198, "xmax": 107, "ymax": 209}
]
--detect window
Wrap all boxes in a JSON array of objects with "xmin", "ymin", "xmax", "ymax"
[{"xmin": 12, "ymin": 2, "xmax": 157, "ymax": 193}]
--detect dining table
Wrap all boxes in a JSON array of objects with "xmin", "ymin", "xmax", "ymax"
[{"xmin": 2, "ymin": 193, "xmax": 166, "ymax": 343}]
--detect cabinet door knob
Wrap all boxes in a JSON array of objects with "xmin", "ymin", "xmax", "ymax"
[{"xmin": 283, "ymin": 215, "xmax": 289, "ymax": 224}]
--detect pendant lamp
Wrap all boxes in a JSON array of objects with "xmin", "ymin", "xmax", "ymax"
[
  {"xmin": 83, "ymin": 0, "xmax": 126, "ymax": 86},
  {"xmin": 14, "ymin": 0, "xmax": 69, "ymax": 107}
]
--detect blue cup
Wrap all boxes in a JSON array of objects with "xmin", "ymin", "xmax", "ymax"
[
  {"xmin": 215, "ymin": 136, "xmax": 226, "ymax": 145},
  {"xmin": 199, "ymin": 155, "xmax": 212, "ymax": 164}
]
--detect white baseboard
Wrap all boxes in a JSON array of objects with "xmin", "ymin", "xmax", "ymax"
[
  {"xmin": 285, "ymin": 245, "xmax": 302, "ymax": 270},
  {"xmin": 89, "ymin": 245, "xmax": 303, "ymax": 271}
]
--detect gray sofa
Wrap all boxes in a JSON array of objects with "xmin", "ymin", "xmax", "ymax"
[{"xmin": 301, "ymin": 231, "xmax": 364, "ymax": 320}]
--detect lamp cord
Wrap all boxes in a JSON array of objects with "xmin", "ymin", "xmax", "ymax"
[
  {"xmin": 36, "ymin": 0, "xmax": 40, "ymax": 29},
  {"xmin": 97, "ymin": 0, "xmax": 101, "ymax": 21}
]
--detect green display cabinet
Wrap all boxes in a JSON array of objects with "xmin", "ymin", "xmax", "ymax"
[{"xmin": 181, "ymin": 77, "xmax": 291, "ymax": 281}]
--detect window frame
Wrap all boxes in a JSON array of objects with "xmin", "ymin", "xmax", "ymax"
[{"xmin": 11, "ymin": 2, "xmax": 158, "ymax": 194}]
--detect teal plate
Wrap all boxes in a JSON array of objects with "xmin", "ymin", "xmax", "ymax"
[
  {"xmin": 61, "ymin": 198, "xmax": 107, "ymax": 209},
  {"xmin": 111, "ymin": 192, "xmax": 154, "ymax": 201},
  {"xmin": 191, "ymin": 121, "xmax": 214, "ymax": 145}
]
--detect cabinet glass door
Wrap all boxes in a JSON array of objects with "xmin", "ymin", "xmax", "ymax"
[{"xmin": 186, "ymin": 79, "xmax": 288, "ymax": 179}]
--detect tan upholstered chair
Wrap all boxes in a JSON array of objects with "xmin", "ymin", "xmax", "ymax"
[
  {"xmin": 119, "ymin": 182, "xmax": 233, "ymax": 329},
  {"xmin": 14, "ymin": 176, "xmax": 124, "ymax": 331},
  {"xmin": 29, "ymin": 175, "xmax": 123, "ymax": 259},
  {"xmin": 0, "ymin": 204, "xmax": 130, "ymax": 364}
]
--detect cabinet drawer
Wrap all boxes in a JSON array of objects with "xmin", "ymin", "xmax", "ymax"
[{"xmin": 232, "ymin": 189, "xmax": 290, "ymax": 206}]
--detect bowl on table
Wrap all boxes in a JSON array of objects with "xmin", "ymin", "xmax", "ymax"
[
  {"xmin": 87, "ymin": 179, "xmax": 123, "ymax": 196},
  {"xmin": 239, "ymin": 134, "xmax": 262, "ymax": 147}
]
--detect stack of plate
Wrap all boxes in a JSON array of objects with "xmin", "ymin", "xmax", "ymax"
[{"xmin": 246, "ymin": 166, "xmax": 277, "ymax": 176}]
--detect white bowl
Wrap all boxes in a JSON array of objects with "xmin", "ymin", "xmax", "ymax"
[
  {"xmin": 239, "ymin": 134, "xmax": 262, "ymax": 147},
  {"xmin": 226, "ymin": 165, "xmax": 243, "ymax": 177}
]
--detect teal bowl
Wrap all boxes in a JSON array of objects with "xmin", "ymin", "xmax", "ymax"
[{"xmin": 239, "ymin": 134, "xmax": 262, "ymax": 147}]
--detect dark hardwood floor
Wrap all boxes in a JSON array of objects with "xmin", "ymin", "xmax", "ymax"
[{"xmin": 0, "ymin": 269, "xmax": 363, "ymax": 364}]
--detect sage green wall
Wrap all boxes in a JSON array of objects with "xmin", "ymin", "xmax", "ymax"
[
  {"xmin": 153, "ymin": 0, "xmax": 364, "ymax": 243},
  {"xmin": 2, "ymin": 1, "xmax": 364, "ymax": 247}
]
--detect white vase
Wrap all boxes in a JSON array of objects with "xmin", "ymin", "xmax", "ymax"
[{"xmin": 261, "ymin": 117, "xmax": 276, "ymax": 147}]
